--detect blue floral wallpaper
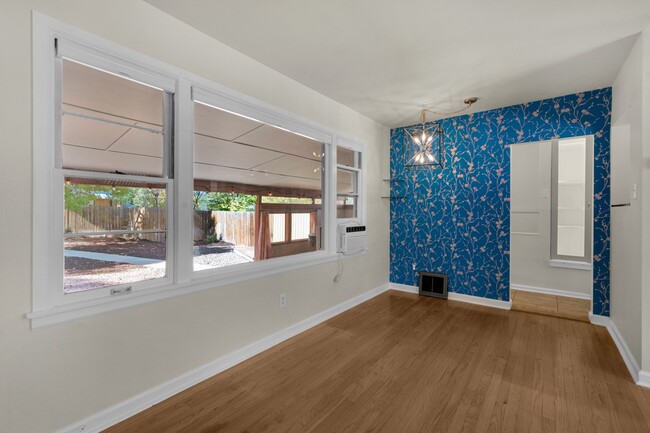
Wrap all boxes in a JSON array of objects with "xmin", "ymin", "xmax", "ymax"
[{"xmin": 390, "ymin": 88, "xmax": 611, "ymax": 316}]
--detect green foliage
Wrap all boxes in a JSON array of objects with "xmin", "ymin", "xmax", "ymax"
[
  {"xmin": 194, "ymin": 192, "xmax": 256, "ymax": 212},
  {"xmin": 261, "ymin": 196, "xmax": 314, "ymax": 204},
  {"xmin": 130, "ymin": 188, "xmax": 166, "ymax": 208},
  {"xmin": 66, "ymin": 184, "xmax": 253, "ymax": 213},
  {"xmin": 64, "ymin": 183, "xmax": 166, "ymax": 211},
  {"xmin": 205, "ymin": 233, "xmax": 222, "ymax": 244},
  {"xmin": 193, "ymin": 191, "xmax": 207, "ymax": 210},
  {"xmin": 64, "ymin": 184, "xmax": 101, "ymax": 212}
]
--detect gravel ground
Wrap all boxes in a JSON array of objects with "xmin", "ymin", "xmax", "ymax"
[
  {"xmin": 65, "ymin": 237, "xmax": 166, "ymax": 261},
  {"xmin": 65, "ymin": 262, "xmax": 166, "ymax": 293},
  {"xmin": 193, "ymin": 249, "xmax": 252, "ymax": 271},
  {"xmin": 65, "ymin": 249, "xmax": 252, "ymax": 293}
]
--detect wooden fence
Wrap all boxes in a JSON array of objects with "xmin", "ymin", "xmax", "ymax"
[
  {"xmin": 194, "ymin": 211, "xmax": 255, "ymax": 246},
  {"xmin": 65, "ymin": 206, "xmax": 255, "ymax": 246},
  {"xmin": 64, "ymin": 206, "xmax": 166, "ymax": 242}
]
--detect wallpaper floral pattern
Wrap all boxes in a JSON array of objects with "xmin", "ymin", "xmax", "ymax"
[{"xmin": 390, "ymin": 88, "xmax": 611, "ymax": 315}]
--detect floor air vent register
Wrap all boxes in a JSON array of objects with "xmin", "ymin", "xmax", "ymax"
[{"xmin": 418, "ymin": 272, "xmax": 448, "ymax": 299}]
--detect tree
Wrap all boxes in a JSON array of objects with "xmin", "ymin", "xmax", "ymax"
[
  {"xmin": 262, "ymin": 196, "xmax": 314, "ymax": 204},
  {"xmin": 193, "ymin": 191, "xmax": 207, "ymax": 210},
  {"xmin": 64, "ymin": 184, "xmax": 101, "ymax": 212},
  {"xmin": 64, "ymin": 184, "xmax": 166, "ymax": 211},
  {"xmin": 130, "ymin": 188, "xmax": 166, "ymax": 208},
  {"xmin": 203, "ymin": 192, "xmax": 256, "ymax": 211}
]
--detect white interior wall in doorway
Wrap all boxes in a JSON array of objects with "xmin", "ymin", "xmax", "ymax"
[{"xmin": 510, "ymin": 140, "xmax": 592, "ymax": 298}]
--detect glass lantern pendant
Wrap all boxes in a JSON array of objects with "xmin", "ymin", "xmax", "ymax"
[
  {"xmin": 403, "ymin": 120, "xmax": 444, "ymax": 170},
  {"xmin": 402, "ymin": 98, "xmax": 477, "ymax": 171}
]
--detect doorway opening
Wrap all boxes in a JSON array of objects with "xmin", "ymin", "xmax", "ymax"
[{"xmin": 509, "ymin": 137, "xmax": 593, "ymax": 321}]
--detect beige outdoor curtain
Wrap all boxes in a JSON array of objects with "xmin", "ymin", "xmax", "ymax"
[{"xmin": 254, "ymin": 210, "xmax": 272, "ymax": 260}]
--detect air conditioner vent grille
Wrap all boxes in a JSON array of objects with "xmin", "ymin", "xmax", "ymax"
[{"xmin": 418, "ymin": 272, "xmax": 448, "ymax": 299}]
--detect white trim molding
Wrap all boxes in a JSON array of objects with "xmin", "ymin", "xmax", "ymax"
[
  {"xmin": 54, "ymin": 283, "xmax": 390, "ymax": 433},
  {"xmin": 28, "ymin": 252, "xmax": 339, "ymax": 328},
  {"xmin": 448, "ymin": 292, "xmax": 512, "ymax": 310},
  {"xmin": 589, "ymin": 312, "xmax": 648, "ymax": 388},
  {"xmin": 549, "ymin": 259, "xmax": 592, "ymax": 271},
  {"xmin": 390, "ymin": 283, "xmax": 512, "ymax": 310},
  {"xmin": 511, "ymin": 283, "xmax": 592, "ymax": 300},
  {"xmin": 588, "ymin": 311, "xmax": 610, "ymax": 327},
  {"xmin": 606, "ymin": 318, "xmax": 640, "ymax": 384},
  {"xmin": 638, "ymin": 371, "xmax": 650, "ymax": 388},
  {"xmin": 389, "ymin": 282, "xmax": 419, "ymax": 294}
]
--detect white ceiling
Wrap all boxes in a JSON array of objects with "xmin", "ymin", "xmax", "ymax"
[{"xmin": 144, "ymin": 0, "xmax": 650, "ymax": 127}]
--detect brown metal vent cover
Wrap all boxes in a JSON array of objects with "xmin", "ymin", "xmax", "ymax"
[{"xmin": 418, "ymin": 272, "xmax": 448, "ymax": 299}]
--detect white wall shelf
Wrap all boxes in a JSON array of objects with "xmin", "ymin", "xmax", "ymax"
[{"xmin": 381, "ymin": 178, "xmax": 404, "ymax": 198}]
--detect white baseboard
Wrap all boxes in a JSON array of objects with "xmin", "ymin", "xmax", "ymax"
[
  {"xmin": 390, "ymin": 283, "xmax": 512, "ymax": 310},
  {"xmin": 589, "ymin": 312, "xmax": 648, "ymax": 388},
  {"xmin": 449, "ymin": 291, "xmax": 512, "ymax": 310},
  {"xmin": 390, "ymin": 282, "xmax": 419, "ymax": 294},
  {"xmin": 638, "ymin": 371, "xmax": 650, "ymax": 388},
  {"xmin": 588, "ymin": 311, "xmax": 610, "ymax": 327},
  {"xmin": 607, "ymin": 318, "xmax": 640, "ymax": 383},
  {"xmin": 55, "ymin": 283, "xmax": 391, "ymax": 433},
  {"xmin": 511, "ymin": 283, "xmax": 592, "ymax": 300}
]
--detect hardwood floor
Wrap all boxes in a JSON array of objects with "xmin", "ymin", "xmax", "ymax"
[
  {"xmin": 105, "ymin": 290, "xmax": 650, "ymax": 433},
  {"xmin": 511, "ymin": 289, "xmax": 592, "ymax": 322}
]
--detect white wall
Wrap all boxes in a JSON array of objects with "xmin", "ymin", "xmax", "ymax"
[
  {"xmin": 607, "ymin": 28, "xmax": 650, "ymax": 379},
  {"xmin": 642, "ymin": 31, "xmax": 650, "ymax": 375},
  {"xmin": 611, "ymin": 33, "xmax": 644, "ymax": 367},
  {"xmin": 510, "ymin": 141, "xmax": 592, "ymax": 296},
  {"xmin": 0, "ymin": 2, "xmax": 389, "ymax": 432}
]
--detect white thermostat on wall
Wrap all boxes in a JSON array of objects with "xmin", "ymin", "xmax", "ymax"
[{"xmin": 337, "ymin": 224, "xmax": 367, "ymax": 255}]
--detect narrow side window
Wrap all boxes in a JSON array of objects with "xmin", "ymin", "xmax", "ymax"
[{"xmin": 551, "ymin": 136, "xmax": 593, "ymax": 263}]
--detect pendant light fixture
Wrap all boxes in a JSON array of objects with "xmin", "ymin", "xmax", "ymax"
[{"xmin": 403, "ymin": 97, "xmax": 478, "ymax": 170}]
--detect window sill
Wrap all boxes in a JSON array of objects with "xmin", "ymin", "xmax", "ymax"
[
  {"xmin": 549, "ymin": 259, "xmax": 592, "ymax": 271},
  {"xmin": 27, "ymin": 251, "xmax": 338, "ymax": 328}
]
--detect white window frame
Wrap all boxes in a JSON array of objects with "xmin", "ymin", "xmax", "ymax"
[
  {"xmin": 55, "ymin": 46, "xmax": 176, "ymax": 306},
  {"xmin": 549, "ymin": 135, "xmax": 594, "ymax": 269},
  {"xmin": 335, "ymin": 138, "xmax": 365, "ymax": 224},
  {"xmin": 29, "ymin": 13, "xmax": 365, "ymax": 327},
  {"xmin": 189, "ymin": 87, "xmax": 334, "ymax": 280}
]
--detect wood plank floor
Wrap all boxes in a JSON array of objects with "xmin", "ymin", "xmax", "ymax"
[
  {"xmin": 511, "ymin": 289, "xmax": 591, "ymax": 322},
  {"xmin": 105, "ymin": 290, "xmax": 650, "ymax": 433}
]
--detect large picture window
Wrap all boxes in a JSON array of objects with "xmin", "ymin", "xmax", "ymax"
[
  {"xmin": 30, "ymin": 15, "xmax": 365, "ymax": 326},
  {"xmin": 192, "ymin": 100, "xmax": 325, "ymax": 271}
]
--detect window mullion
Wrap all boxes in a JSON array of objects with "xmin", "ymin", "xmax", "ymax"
[
  {"xmin": 163, "ymin": 92, "xmax": 175, "ymax": 179},
  {"xmin": 174, "ymin": 79, "xmax": 194, "ymax": 284}
]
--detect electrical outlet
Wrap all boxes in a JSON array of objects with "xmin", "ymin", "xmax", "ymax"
[
  {"xmin": 279, "ymin": 293, "xmax": 287, "ymax": 308},
  {"xmin": 412, "ymin": 263, "xmax": 417, "ymax": 271}
]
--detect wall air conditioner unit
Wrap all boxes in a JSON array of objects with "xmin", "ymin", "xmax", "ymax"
[{"xmin": 337, "ymin": 224, "xmax": 367, "ymax": 255}]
